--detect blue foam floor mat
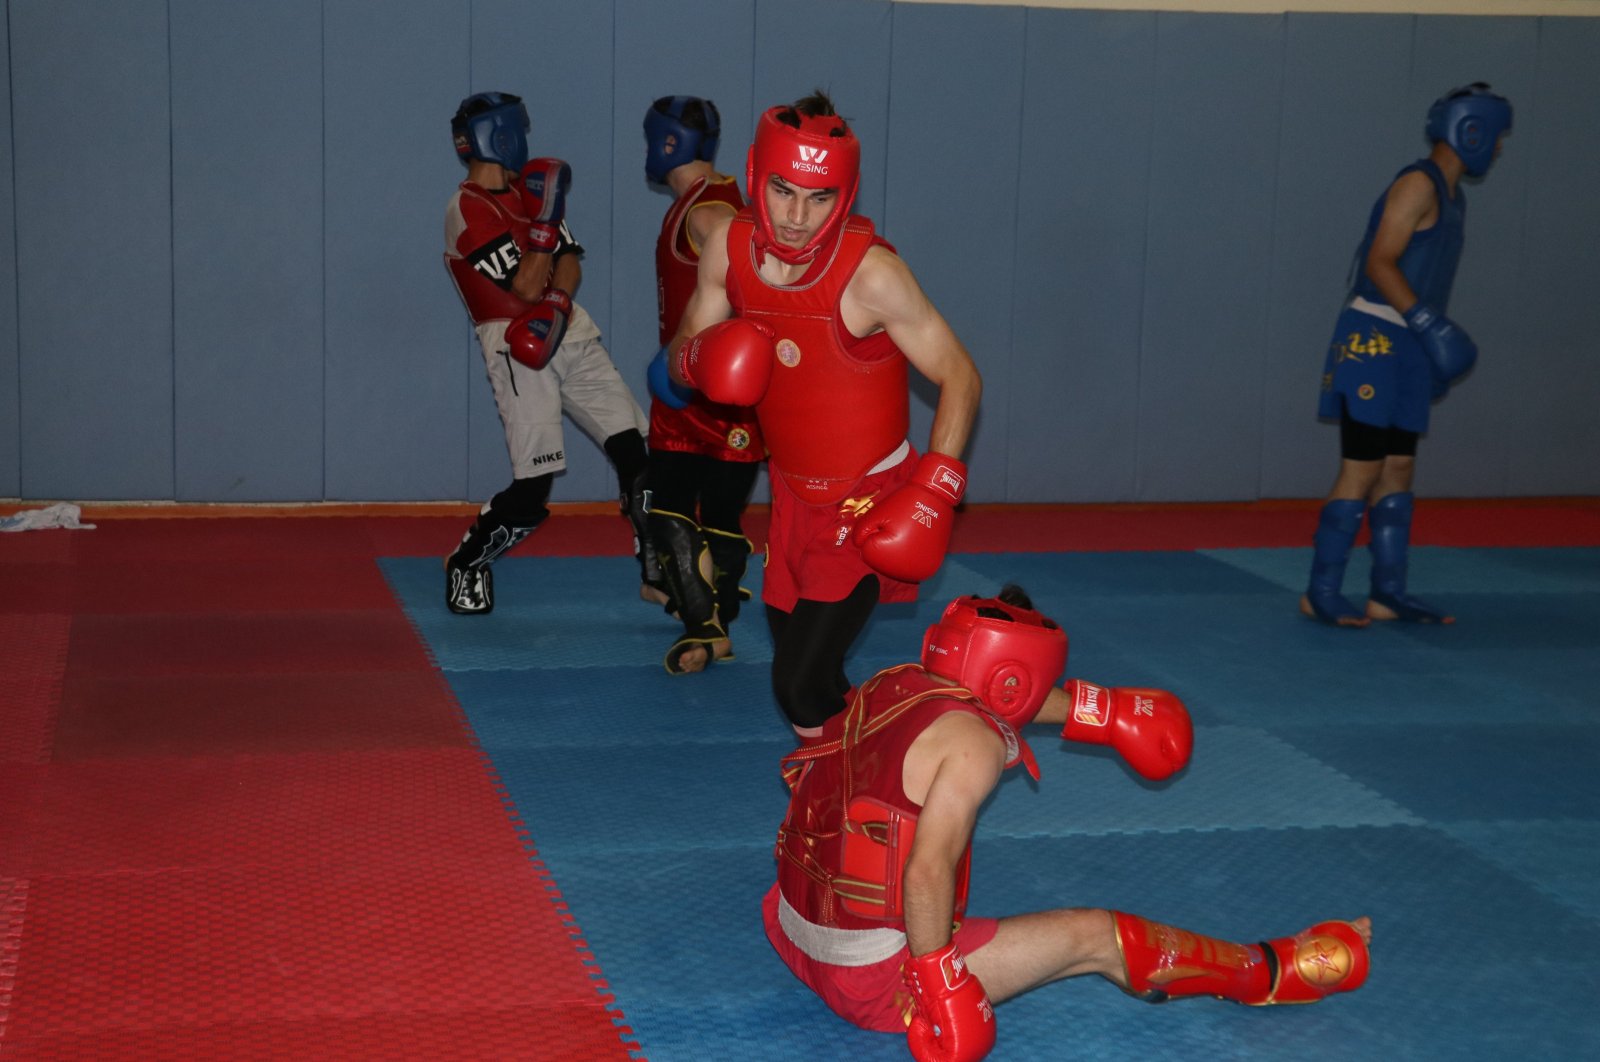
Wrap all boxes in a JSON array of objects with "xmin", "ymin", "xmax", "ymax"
[{"xmin": 382, "ymin": 546, "xmax": 1600, "ymax": 1060}]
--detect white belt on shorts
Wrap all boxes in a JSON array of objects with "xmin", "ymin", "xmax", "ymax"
[
  {"xmin": 866, "ymin": 440, "xmax": 912, "ymax": 477},
  {"xmin": 778, "ymin": 891, "xmax": 907, "ymax": 967},
  {"xmin": 1348, "ymin": 296, "xmax": 1406, "ymax": 327}
]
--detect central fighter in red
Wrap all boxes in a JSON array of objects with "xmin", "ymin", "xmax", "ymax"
[
  {"xmin": 767, "ymin": 586, "xmax": 1370, "ymax": 1061},
  {"xmin": 668, "ymin": 92, "xmax": 982, "ymax": 737}
]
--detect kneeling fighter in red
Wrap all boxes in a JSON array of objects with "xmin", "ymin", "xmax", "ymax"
[{"xmin": 766, "ymin": 587, "xmax": 1370, "ymax": 1062}]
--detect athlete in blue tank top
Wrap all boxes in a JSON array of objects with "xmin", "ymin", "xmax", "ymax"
[{"xmin": 1302, "ymin": 84, "xmax": 1511, "ymax": 628}]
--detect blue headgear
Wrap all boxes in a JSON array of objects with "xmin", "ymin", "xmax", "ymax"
[
  {"xmin": 1426, "ymin": 83, "xmax": 1512, "ymax": 177},
  {"xmin": 643, "ymin": 96, "xmax": 721, "ymax": 184},
  {"xmin": 452, "ymin": 92, "xmax": 531, "ymax": 171}
]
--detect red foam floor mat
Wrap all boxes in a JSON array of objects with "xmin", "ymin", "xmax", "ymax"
[{"xmin": 0, "ymin": 513, "xmax": 642, "ymax": 1061}]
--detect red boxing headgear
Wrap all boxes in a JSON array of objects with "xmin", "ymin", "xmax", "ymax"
[
  {"xmin": 745, "ymin": 105, "xmax": 861, "ymax": 266},
  {"xmin": 921, "ymin": 596, "xmax": 1069, "ymax": 728}
]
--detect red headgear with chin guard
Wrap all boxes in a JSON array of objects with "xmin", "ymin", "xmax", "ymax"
[
  {"xmin": 921, "ymin": 596, "xmax": 1069, "ymax": 729},
  {"xmin": 746, "ymin": 105, "xmax": 861, "ymax": 266}
]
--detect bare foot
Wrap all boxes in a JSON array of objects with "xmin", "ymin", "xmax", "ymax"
[
  {"xmin": 640, "ymin": 583, "xmax": 671, "ymax": 608},
  {"xmin": 1347, "ymin": 916, "xmax": 1372, "ymax": 947},
  {"xmin": 674, "ymin": 637, "xmax": 733, "ymax": 674},
  {"xmin": 1365, "ymin": 598, "xmax": 1455, "ymax": 624},
  {"xmin": 1300, "ymin": 594, "xmax": 1370, "ymax": 628}
]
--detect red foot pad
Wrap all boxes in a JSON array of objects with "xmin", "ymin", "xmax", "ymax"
[
  {"xmin": 1115, "ymin": 912, "xmax": 1369, "ymax": 1005},
  {"xmin": 1256, "ymin": 920, "xmax": 1370, "ymax": 1005}
]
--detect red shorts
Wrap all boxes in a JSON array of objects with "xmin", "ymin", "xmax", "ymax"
[
  {"xmin": 761, "ymin": 453, "xmax": 921, "ymax": 613},
  {"xmin": 761, "ymin": 883, "xmax": 1000, "ymax": 1034}
]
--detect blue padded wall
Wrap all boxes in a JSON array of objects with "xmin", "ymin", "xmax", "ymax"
[
  {"xmin": 1511, "ymin": 18, "xmax": 1600, "ymax": 496},
  {"xmin": 4, "ymin": 2, "xmax": 1598, "ymax": 504},
  {"xmin": 12, "ymin": 0, "xmax": 174, "ymax": 500},
  {"xmin": 0, "ymin": 8, "xmax": 16, "ymax": 498},
  {"xmin": 887, "ymin": 2, "xmax": 1027, "ymax": 504},
  {"xmin": 1012, "ymin": 9, "xmax": 1156, "ymax": 503},
  {"xmin": 323, "ymin": 0, "xmax": 470, "ymax": 501},
  {"xmin": 1139, "ymin": 13, "xmax": 1284, "ymax": 502},
  {"xmin": 170, "ymin": 0, "xmax": 325, "ymax": 501},
  {"xmin": 1407, "ymin": 16, "xmax": 1539, "ymax": 499},
  {"xmin": 1260, "ymin": 14, "xmax": 1415, "ymax": 500}
]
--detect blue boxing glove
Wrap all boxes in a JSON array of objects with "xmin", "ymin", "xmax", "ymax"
[
  {"xmin": 647, "ymin": 347, "xmax": 694, "ymax": 410},
  {"xmin": 1404, "ymin": 302, "xmax": 1478, "ymax": 395}
]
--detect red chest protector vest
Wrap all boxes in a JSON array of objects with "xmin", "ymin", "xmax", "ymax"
[
  {"xmin": 652, "ymin": 176, "xmax": 762, "ymax": 462},
  {"xmin": 775, "ymin": 664, "xmax": 1033, "ymax": 931},
  {"xmin": 445, "ymin": 182, "xmax": 534, "ymax": 325},
  {"xmin": 726, "ymin": 213, "xmax": 909, "ymax": 504}
]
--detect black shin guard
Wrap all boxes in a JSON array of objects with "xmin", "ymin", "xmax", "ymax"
[
  {"xmin": 649, "ymin": 508, "xmax": 725, "ymax": 673},
  {"xmin": 704, "ymin": 527, "xmax": 753, "ymax": 626},
  {"xmin": 448, "ymin": 475, "xmax": 552, "ymax": 570}
]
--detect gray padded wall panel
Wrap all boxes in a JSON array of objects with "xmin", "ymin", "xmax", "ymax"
[
  {"xmin": 13, "ymin": 0, "xmax": 174, "ymax": 500},
  {"xmin": 1261, "ymin": 14, "xmax": 1415, "ymax": 500},
  {"xmin": 1409, "ymin": 17, "xmax": 1538, "ymax": 499},
  {"xmin": 1, "ymin": 7, "xmax": 17, "ymax": 497},
  {"xmin": 887, "ymin": 3, "xmax": 1026, "ymax": 504},
  {"xmin": 324, "ymin": 0, "xmax": 468, "ymax": 500},
  {"xmin": 171, "ymin": 0, "xmax": 325, "ymax": 501},
  {"xmin": 1510, "ymin": 19, "xmax": 1600, "ymax": 496},
  {"xmin": 1011, "ymin": 9, "xmax": 1156, "ymax": 503},
  {"xmin": 1139, "ymin": 13, "xmax": 1284, "ymax": 501},
  {"xmin": 469, "ymin": 0, "xmax": 624, "ymax": 505}
]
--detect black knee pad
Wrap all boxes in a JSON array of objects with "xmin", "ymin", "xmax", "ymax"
[
  {"xmin": 604, "ymin": 429, "xmax": 648, "ymax": 495},
  {"xmin": 489, "ymin": 475, "xmax": 553, "ymax": 528}
]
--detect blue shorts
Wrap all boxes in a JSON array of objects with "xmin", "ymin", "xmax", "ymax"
[{"xmin": 1317, "ymin": 305, "xmax": 1433, "ymax": 434}]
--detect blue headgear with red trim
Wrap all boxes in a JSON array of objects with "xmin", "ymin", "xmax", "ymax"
[
  {"xmin": 452, "ymin": 92, "xmax": 530, "ymax": 171},
  {"xmin": 1426, "ymin": 83, "xmax": 1512, "ymax": 177},
  {"xmin": 644, "ymin": 96, "xmax": 721, "ymax": 184}
]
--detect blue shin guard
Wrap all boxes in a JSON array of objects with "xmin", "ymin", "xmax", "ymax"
[
  {"xmin": 1305, "ymin": 499, "xmax": 1367, "ymax": 625},
  {"xmin": 1367, "ymin": 492, "xmax": 1450, "ymax": 622}
]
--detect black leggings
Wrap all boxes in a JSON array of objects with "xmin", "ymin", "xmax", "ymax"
[
  {"xmin": 766, "ymin": 576, "xmax": 880, "ymax": 731},
  {"xmin": 646, "ymin": 449, "xmax": 760, "ymax": 533}
]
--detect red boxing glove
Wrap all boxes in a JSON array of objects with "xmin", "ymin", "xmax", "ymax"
[
  {"xmin": 851, "ymin": 452, "xmax": 966, "ymax": 584},
  {"xmin": 506, "ymin": 288, "xmax": 572, "ymax": 370},
  {"xmin": 902, "ymin": 942, "xmax": 996, "ymax": 1062},
  {"xmin": 519, "ymin": 157, "xmax": 571, "ymax": 254},
  {"xmin": 1060, "ymin": 679, "xmax": 1193, "ymax": 781},
  {"xmin": 678, "ymin": 318, "xmax": 775, "ymax": 406}
]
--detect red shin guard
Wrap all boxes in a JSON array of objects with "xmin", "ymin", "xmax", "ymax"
[{"xmin": 1114, "ymin": 912, "xmax": 1369, "ymax": 1005}]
